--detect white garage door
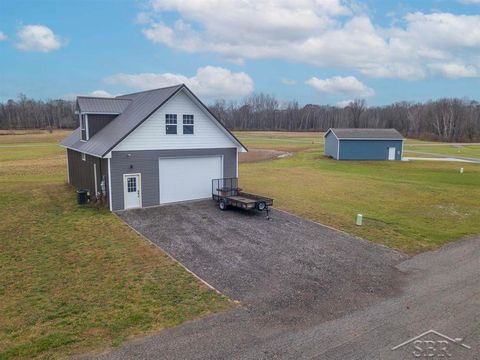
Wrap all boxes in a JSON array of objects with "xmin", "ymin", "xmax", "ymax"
[{"xmin": 159, "ymin": 156, "xmax": 223, "ymax": 204}]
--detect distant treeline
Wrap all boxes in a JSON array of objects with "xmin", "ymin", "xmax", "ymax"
[
  {"xmin": 0, "ymin": 94, "xmax": 76, "ymax": 130},
  {"xmin": 1, "ymin": 93, "xmax": 480, "ymax": 142},
  {"xmin": 210, "ymin": 94, "xmax": 480, "ymax": 142}
]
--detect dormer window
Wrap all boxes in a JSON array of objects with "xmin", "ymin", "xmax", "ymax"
[
  {"xmin": 166, "ymin": 114, "xmax": 177, "ymax": 134},
  {"xmin": 80, "ymin": 114, "xmax": 89, "ymax": 141},
  {"xmin": 183, "ymin": 115, "xmax": 194, "ymax": 134}
]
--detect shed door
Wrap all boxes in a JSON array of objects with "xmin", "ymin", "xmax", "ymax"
[
  {"xmin": 159, "ymin": 156, "xmax": 223, "ymax": 204},
  {"xmin": 388, "ymin": 147, "xmax": 396, "ymax": 160}
]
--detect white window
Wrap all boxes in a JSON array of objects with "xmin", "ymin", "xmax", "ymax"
[
  {"xmin": 81, "ymin": 153, "xmax": 86, "ymax": 161},
  {"xmin": 183, "ymin": 114, "xmax": 194, "ymax": 134},
  {"xmin": 80, "ymin": 114, "xmax": 89, "ymax": 141},
  {"xmin": 80, "ymin": 114, "xmax": 86, "ymax": 131},
  {"xmin": 166, "ymin": 114, "xmax": 177, "ymax": 134}
]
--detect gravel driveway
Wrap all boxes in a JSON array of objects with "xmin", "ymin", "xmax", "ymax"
[
  {"xmin": 117, "ymin": 201, "xmax": 406, "ymax": 327},
  {"xmin": 88, "ymin": 201, "xmax": 479, "ymax": 359}
]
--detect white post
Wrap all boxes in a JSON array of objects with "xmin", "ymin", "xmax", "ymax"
[{"xmin": 356, "ymin": 214, "xmax": 363, "ymax": 226}]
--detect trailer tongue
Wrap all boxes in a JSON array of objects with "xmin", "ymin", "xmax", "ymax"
[{"xmin": 212, "ymin": 178, "xmax": 273, "ymax": 219}]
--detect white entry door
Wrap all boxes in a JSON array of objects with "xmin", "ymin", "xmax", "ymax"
[
  {"xmin": 123, "ymin": 174, "xmax": 142, "ymax": 209},
  {"xmin": 388, "ymin": 147, "xmax": 396, "ymax": 160},
  {"xmin": 159, "ymin": 156, "xmax": 223, "ymax": 204}
]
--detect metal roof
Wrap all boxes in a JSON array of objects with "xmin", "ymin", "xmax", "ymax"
[
  {"xmin": 76, "ymin": 97, "xmax": 132, "ymax": 114},
  {"xmin": 326, "ymin": 128, "xmax": 404, "ymax": 140},
  {"xmin": 61, "ymin": 84, "xmax": 247, "ymax": 157}
]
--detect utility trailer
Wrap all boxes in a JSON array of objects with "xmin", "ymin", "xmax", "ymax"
[{"xmin": 212, "ymin": 178, "xmax": 273, "ymax": 218}]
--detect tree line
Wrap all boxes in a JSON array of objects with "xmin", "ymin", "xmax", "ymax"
[
  {"xmin": 210, "ymin": 94, "xmax": 480, "ymax": 142},
  {"xmin": 1, "ymin": 93, "xmax": 480, "ymax": 142},
  {"xmin": 0, "ymin": 94, "xmax": 76, "ymax": 130}
]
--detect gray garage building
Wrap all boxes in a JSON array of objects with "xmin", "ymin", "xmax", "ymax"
[
  {"xmin": 61, "ymin": 84, "xmax": 247, "ymax": 211},
  {"xmin": 324, "ymin": 128, "xmax": 404, "ymax": 160}
]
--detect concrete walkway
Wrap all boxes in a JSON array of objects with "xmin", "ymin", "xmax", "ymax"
[
  {"xmin": 404, "ymin": 150, "xmax": 480, "ymax": 163},
  {"xmin": 403, "ymin": 156, "xmax": 479, "ymax": 163}
]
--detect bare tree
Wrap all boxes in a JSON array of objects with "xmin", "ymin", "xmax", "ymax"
[
  {"xmin": 347, "ymin": 99, "xmax": 366, "ymax": 127},
  {"xmin": 2, "ymin": 93, "xmax": 480, "ymax": 142}
]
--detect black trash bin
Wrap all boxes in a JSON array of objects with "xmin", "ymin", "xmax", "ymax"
[{"xmin": 76, "ymin": 189, "xmax": 88, "ymax": 205}]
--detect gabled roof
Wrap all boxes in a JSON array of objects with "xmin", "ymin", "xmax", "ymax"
[
  {"xmin": 61, "ymin": 84, "xmax": 247, "ymax": 157},
  {"xmin": 76, "ymin": 97, "xmax": 132, "ymax": 114},
  {"xmin": 325, "ymin": 128, "xmax": 404, "ymax": 140}
]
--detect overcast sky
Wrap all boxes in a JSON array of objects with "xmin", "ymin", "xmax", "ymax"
[{"xmin": 2, "ymin": 0, "xmax": 480, "ymax": 105}]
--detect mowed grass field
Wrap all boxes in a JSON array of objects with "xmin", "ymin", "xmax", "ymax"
[
  {"xmin": 236, "ymin": 131, "xmax": 480, "ymax": 253},
  {"xmin": 1, "ymin": 130, "xmax": 479, "ymax": 358},
  {"xmin": 0, "ymin": 130, "xmax": 230, "ymax": 359}
]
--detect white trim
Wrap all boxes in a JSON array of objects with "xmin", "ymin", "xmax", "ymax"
[
  {"xmin": 165, "ymin": 113, "xmax": 178, "ymax": 135},
  {"xmin": 400, "ymin": 139, "xmax": 404, "ymax": 160},
  {"xmin": 326, "ymin": 128, "xmax": 339, "ymax": 140},
  {"xmin": 325, "ymin": 128, "xmax": 403, "ymax": 141},
  {"xmin": 235, "ymin": 149, "xmax": 238, "ymax": 177},
  {"xmin": 80, "ymin": 113, "xmax": 87, "ymax": 142},
  {"xmin": 336, "ymin": 139, "xmax": 340, "ymax": 160},
  {"xmin": 85, "ymin": 114, "xmax": 90, "ymax": 140},
  {"xmin": 81, "ymin": 153, "xmax": 86, "ymax": 161},
  {"xmin": 123, "ymin": 173, "xmax": 142, "ymax": 210},
  {"xmin": 337, "ymin": 137, "xmax": 404, "ymax": 141},
  {"xmin": 80, "ymin": 113, "xmax": 85, "ymax": 131},
  {"xmin": 108, "ymin": 158, "xmax": 112, "ymax": 211},
  {"xmin": 93, "ymin": 163, "xmax": 98, "ymax": 195}
]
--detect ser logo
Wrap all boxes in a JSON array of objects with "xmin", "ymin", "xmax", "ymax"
[{"xmin": 392, "ymin": 330, "xmax": 471, "ymax": 358}]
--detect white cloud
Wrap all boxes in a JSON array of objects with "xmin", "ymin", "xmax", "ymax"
[
  {"xmin": 104, "ymin": 66, "xmax": 254, "ymax": 98},
  {"xmin": 336, "ymin": 99, "xmax": 354, "ymax": 108},
  {"xmin": 0, "ymin": 32, "xmax": 7, "ymax": 41},
  {"xmin": 428, "ymin": 63, "xmax": 478, "ymax": 78},
  {"xmin": 306, "ymin": 76, "xmax": 374, "ymax": 97},
  {"xmin": 89, "ymin": 90, "xmax": 113, "ymax": 97},
  {"xmin": 139, "ymin": 1, "xmax": 480, "ymax": 80},
  {"xmin": 15, "ymin": 25, "xmax": 63, "ymax": 52},
  {"xmin": 61, "ymin": 90, "xmax": 114, "ymax": 100},
  {"xmin": 281, "ymin": 78, "xmax": 297, "ymax": 86}
]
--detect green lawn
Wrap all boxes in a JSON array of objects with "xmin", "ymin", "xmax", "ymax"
[
  {"xmin": 0, "ymin": 131, "xmax": 231, "ymax": 359},
  {"xmin": 404, "ymin": 144, "xmax": 480, "ymax": 159},
  {"xmin": 2, "ymin": 129, "xmax": 479, "ymax": 358},
  {"xmin": 235, "ymin": 131, "xmax": 480, "ymax": 253},
  {"xmin": 236, "ymin": 131, "xmax": 323, "ymax": 152}
]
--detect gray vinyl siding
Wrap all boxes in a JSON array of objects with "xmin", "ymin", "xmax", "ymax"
[
  {"xmin": 88, "ymin": 114, "xmax": 117, "ymax": 138},
  {"xmin": 338, "ymin": 140, "xmax": 403, "ymax": 160},
  {"xmin": 324, "ymin": 132, "xmax": 339, "ymax": 159},
  {"xmin": 67, "ymin": 149, "xmax": 109, "ymax": 203},
  {"xmin": 109, "ymin": 148, "xmax": 237, "ymax": 211}
]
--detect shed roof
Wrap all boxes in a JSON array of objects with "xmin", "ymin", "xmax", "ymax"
[
  {"xmin": 326, "ymin": 128, "xmax": 403, "ymax": 140},
  {"xmin": 76, "ymin": 97, "xmax": 132, "ymax": 114},
  {"xmin": 61, "ymin": 84, "xmax": 246, "ymax": 157}
]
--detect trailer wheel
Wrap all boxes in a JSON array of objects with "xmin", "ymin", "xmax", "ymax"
[
  {"xmin": 219, "ymin": 200, "xmax": 228, "ymax": 210},
  {"xmin": 256, "ymin": 201, "xmax": 266, "ymax": 211}
]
